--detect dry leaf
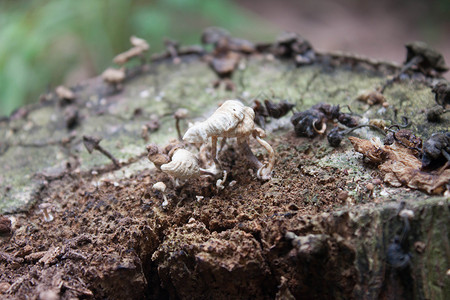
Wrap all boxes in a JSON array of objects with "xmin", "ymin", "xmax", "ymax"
[{"xmin": 349, "ymin": 137, "xmax": 449, "ymax": 194}]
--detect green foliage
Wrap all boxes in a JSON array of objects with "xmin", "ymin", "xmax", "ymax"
[{"xmin": 0, "ymin": 0, "xmax": 273, "ymax": 116}]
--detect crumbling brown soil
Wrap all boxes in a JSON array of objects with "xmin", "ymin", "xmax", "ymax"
[{"xmin": 0, "ymin": 131, "xmax": 370, "ymax": 299}]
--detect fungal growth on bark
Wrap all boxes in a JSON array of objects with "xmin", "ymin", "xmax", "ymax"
[
  {"xmin": 421, "ymin": 132, "xmax": 450, "ymax": 170},
  {"xmin": 101, "ymin": 67, "xmax": 126, "ymax": 90},
  {"xmin": 432, "ymin": 81, "xmax": 450, "ymax": 108},
  {"xmin": 146, "ymin": 144, "xmax": 170, "ymax": 170},
  {"xmin": 153, "ymin": 182, "xmax": 169, "ymax": 207},
  {"xmin": 160, "ymin": 148, "xmax": 202, "ymax": 180},
  {"xmin": 404, "ymin": 41, "xmax": 448, "ymax": 75},
  {"xmin": 55, "ymin": 85, "xmax": 75, "ymax": 103},
  {"xmin": 327, "ymin": 124, "xmax": 386, "ymax": 147},
  {"xmin": 357, "ymin": 90, "xmax": 388, "ymax": 107},
  {"xmin": 291, "ymin": 102, "xmax": 360, "ymax": 138},
  {"xmin": 201, "ymin": 27, "xmax": 257, "ymax": 91},
  {"xmin": 183, "ymin": 99, "xmax": 275, "ymax": 180},
  {"xmin": 113, "ymin": 35, "xmax": 149, "ymax": 66},
  {"xmin": 273, "ymin": 31, "xmax": 316, "ymax": 65},
  {"xmin": 253, "ymin": 99, "xmax": 295, "ymax": 128}
]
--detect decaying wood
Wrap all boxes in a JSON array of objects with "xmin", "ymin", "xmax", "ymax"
[{"xmin": 0, "ymin": 32, "xmax": 449, "ymax": 300}]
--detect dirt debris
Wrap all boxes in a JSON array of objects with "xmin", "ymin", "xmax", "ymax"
[
  {"xmin": 0, "ymin": 132, "xmax": 360, "ymax": 299},
  {"xmin": 0, "ymin": 216, "xmax": 11, "ymax": 235}
]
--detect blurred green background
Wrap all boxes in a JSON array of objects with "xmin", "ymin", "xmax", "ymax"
[
  {"xmin": 1, "ymin": 0, "xmax": 449, "ymax": 117},
  {"xmin": 0, "ymin": 0, "xmax": 272, "ymax": 116}
]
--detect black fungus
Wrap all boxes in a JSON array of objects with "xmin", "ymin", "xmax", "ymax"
[
  {"xmin": 327, "ymin": 127, "xmax": 344, "ymax": 147},
  {"xmin": 337, "ymin": 113, "xmax": 359, "ymax": 128},
  {"xmin": 312, "ymin": 103, "xmax": 340, "ymax": 119},
  {"xmin": 426, "ymin": 105, "xmax": 447, "ymax": 122},
  {"xmin": 264, "ymin": 99, "xmax": 295, "ymax": 119},
  {"xmin": 432, "ymin": 81, "xmax": 450, "ymax": 107},
  {"xmin": 421, "ymin": 132, "xmax": 450, "ymax": 170},
  {"xmin": 274, "ymin": 32, "xmax": 315, "ymax": 65},
  {"xmin": 328, "ymin": 124, "xmax": 386, "ymax": 147},
  {"xmin": 291, "ymin": 109, "xmax": 325, "ymax": 138},
  {"xmin": 386, "ymin": 237, "xmax": 411, "ymax": 270},
  {"xmin": 405, "ymin": 41, "xmax": 448, "ymax": 74}
]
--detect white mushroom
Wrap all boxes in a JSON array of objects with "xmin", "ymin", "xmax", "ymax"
[
  {"xmin": 160, "ymin": 148, "xmax": 218, "ymax": 183},
  {"xmin": 113, "ymin": 36, "xmax": 150, "ymax": 65},
  {"xmin": 130, "ymin": 35, "xmax": 150, "ymax": 51},
  {"xmin": 183, "ymin": 100, "xmax": 255, "ymax": 143},
  {"xmin": 38, "ymin": 203, "xmax": 54, "ymax": 222},
  {"xmin": 55, "ymin": 85, "xmax": 75, "ymax": 101},
  {"xmin": 102, "ymin": 67, "xmax": 125, "ymax": 88},
  {"xmin": 399, "ymin": 209, "xmax": 415, "ymax": 219},
  {"xmin": 160, "ymin": 149, "xmax": 202, "ymax": 180},
  {"xmin": 216, "ymin": 170, "xmax": 228, "ymax": 190},
  {"xmin": 183, "ymin": 100, "xmax": 275, "ymax": 180},
  {"xmin": 153, "ymin": 182, "xmax": 168, "ymax": 207}
]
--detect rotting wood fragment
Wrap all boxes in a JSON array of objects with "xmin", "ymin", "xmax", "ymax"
[{"xmin": 349, "ymin": 136, "xmax": 450, "ymax": 194}]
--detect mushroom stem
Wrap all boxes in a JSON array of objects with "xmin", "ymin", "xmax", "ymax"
[
  {"xmin": 379, "ymin": 56, "xmax": 423, "ymax": 93},
  {"xmin": 211, "ymin": 136, "xmax": 222, "ymax": 170},
  {"xmin": 174, "ymin": 108, "xmax": 188, "ymax": 141},
  {"xmin": 97, "ymin": 147, "xmax": 121, "ymax": 168},
  {"xmin": 216, "ymin": 170, "xmax": 228, "ymax": 190},
  {"xmin": 42, "ymin": 209, "xmax": 54, "ymax": 222},
  {"xmin": 161, "ymin": 194, "xmax": 169, "ymax": 207},
  {"xmin": 254, "ymin": 135, "xmax": 275, "ymax": 180},
  {"xmin": 39, "ymin": 204, "xmax": 54, "ymax": 223},
  {"xmin": 83, "ymin": 135, "xmax": 120, "ymax": 168},
  {"xmin": 238, "ymin": 139, "xmax": 263, "ymax": 170},
  {"xmin": 199, "ymin": 167, "xmax": 221, "ymax": 177},
  {"xmin": 175, "ymin": 118, "xmax": 182, "ymax": 140},
  {"xmin": 344, "ymin": 124, "xmax": 387, "ymax": 136}
]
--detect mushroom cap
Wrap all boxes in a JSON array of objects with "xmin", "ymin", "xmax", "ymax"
[
  {"xmin": 276, "ymin": 32, "xmax": 313, "ymax": 54},
  {"xmin": 160, "ymin": 149, "xmax": 201, "ymax": 180},
  {"xmin": 83, "ymin": 135, "xmax": 102, "ymax": 154},
  {"xmin": 228, "ymin": 37, "xmax": 255, "ymax": 54},
  {"xmin": 102, "ymin": 68, "xmax": 125, "ymax": 83},
  {"xmin": 130, "ymin": 36, "xmax": 150, "ymax": 51},
  {"xmin": 357, "ymin": 90, "xmax": 386, "ymax": 105},
  {"xmin": 210, "ymin": 51, "xmax": 240, "ymax": 76},
  {"xmin": 276, "ymin": 32, "xmax": 299, "ymax": 44},
  {"xmin": 291, "ymin": 109, "xmax": 326, "ymax": 138},
  {"xmin": 55, "ymin": 85, "xmax": 75, "ymax": 100},
  {"xmin": 174, "ymin": 108, "xmax": 189, "ymax": 119},
  {"xmin": 201, "ymin": 27, "xmax": 230, "ymax": 45},
  {"xmin": 183, "ymin": 100, "xmax": 255, "ymax": 143},
  {"xmin": 38, "ymin": 203, "xmax": 52, "ymax": 210},
  {"xmin": 399, "ymin": 209, "xmax": 415, "ymax": 219},
  {"xmin": 405, "ymin": 41, "xmax": 448, "ymax": 72},
  {"xmin": 152, "ymin": 182, "xmax": 166, "ymax": 192},
  {"xmin": 146, "ymin": 144, "xmax": 170, "ymax": 168},
  {"xmin": 146, "ymin": 144, "xmax": 160, "ymax": 156}
]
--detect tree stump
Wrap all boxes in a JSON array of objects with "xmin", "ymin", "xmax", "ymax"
[{"xmin": 0, "ymin": 34, "xmax": 448, "ymax": 299}]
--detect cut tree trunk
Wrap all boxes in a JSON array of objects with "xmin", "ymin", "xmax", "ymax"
[{"xmin": 0, "ymin": 36, "xmax": 448, "ymax": 300}]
